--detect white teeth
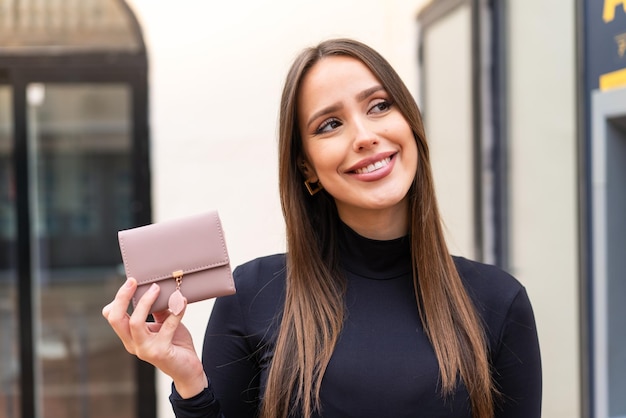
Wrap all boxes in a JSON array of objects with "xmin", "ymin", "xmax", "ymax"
[{"xmin": 355, "ymin": 157, "xmax": 391, "ymax": 174}]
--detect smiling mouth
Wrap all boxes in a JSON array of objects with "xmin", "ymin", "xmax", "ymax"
[{"xmin": 353, "ymin": 156, "xmax": 392, "ymax": 175}]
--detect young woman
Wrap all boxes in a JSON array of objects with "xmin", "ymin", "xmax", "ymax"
[{"xmin": 103, "ymin": 38, "xmax": 542, "ymax": 418}]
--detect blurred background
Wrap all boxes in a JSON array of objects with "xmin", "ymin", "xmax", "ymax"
[{"xmin": 0, "ymin": 0, "xmax": 624, "ymax": 417}]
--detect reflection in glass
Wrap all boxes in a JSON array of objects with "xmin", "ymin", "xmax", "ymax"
[
  {"xmin": 0, "ymin": 86, "xmax": 19, "ymax": 417},
  {"xmin": 27, "ymin": 83, "xmax": 136, "ymax": 417}
]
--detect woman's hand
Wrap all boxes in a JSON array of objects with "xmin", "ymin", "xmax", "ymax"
[{"xmin": 102, "ymin": 277, "xmax": 208, "ymax": 398}]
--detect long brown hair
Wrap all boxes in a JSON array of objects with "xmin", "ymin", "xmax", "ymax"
[{"xmin": 263, "ymin": 38, "xmax": 495, "ymax": 418}]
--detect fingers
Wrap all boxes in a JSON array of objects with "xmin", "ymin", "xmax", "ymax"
[
  {"xmin": 102, "ymin": 277, "xmax": 138, "ymax": 353},
  {"xmin": 152, "ymin": 294, "xmax": 187, "ymax": 323},
  {"xmin": 128, "ymin": 283, "xmax": 161, "ymax": 340},
  {"xmin": 103, "ymin": 278, "xmax": 188, "ymax": 365},
  {"xmin": 130, "ymin": 292, "xmax": 188, "ymax": 365},
  {"xmin": 154, "ymin": 298, "xmax": 188, "ymax": 342},
  {"xmin": 152, "ymin": 307, "xmax": 174, "ymax": 324},
  {"xmin": 102, "ymin": 277, "xmax": 136, "ymax": 320}
]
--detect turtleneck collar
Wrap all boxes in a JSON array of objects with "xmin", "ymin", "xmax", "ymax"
[{"xmin": 338, "ymin": 221, "xmax": 412, "ymax": 280}]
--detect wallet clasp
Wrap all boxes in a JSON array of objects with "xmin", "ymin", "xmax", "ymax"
[{"xmin": 173, "ymin": 270, "xmax": 184, "ymax": 290}]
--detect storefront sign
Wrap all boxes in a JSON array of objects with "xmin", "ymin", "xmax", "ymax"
[{"xmin": 587, "ymin": 0, "xmax": 626, "ymax": 91}]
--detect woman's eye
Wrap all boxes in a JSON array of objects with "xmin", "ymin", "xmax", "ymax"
[
  {"xmin": 316, "ymin": 118, "xmax": 341, "ymax": 134},
  {"xmin": 369, "ymin": 100, "xmax": 392, "ymax": 114}
]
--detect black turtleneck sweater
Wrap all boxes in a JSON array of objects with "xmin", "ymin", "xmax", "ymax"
[{"xmin": 170, "ymin": 224, "xmax": 542, "ymax": 417}]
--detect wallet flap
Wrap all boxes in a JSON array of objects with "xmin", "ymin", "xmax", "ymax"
[{"xmin": 118, "ymin": 210, "xmax": 229, "ymax": 285}]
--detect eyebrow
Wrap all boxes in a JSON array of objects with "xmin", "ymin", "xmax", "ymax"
[
  {"xmin": 357, "ymin": 85, "xmax": 385, "ymax": 102},
  {"xmin": 305, "ymin": 84, "xmax": 386, "ymax": 130}
]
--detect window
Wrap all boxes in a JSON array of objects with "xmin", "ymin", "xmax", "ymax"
[
  {"xmin": 0, "ymin": 1, "xmax": 153, "ymax": 417},
  {"xmin": 0, "ymin": 83, "xmax": 18, "ymax": 418}
]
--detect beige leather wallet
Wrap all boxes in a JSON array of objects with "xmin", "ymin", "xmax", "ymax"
[{"xmin": 117, "ymin": 210, "xmax": 236, "ymax": 314}]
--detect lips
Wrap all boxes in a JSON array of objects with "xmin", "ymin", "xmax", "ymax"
[
  {"xmin": 353, "ymin": 157, "xmax": 392, "ymax": 174},
  {"xmin": 347, "ymin": 152, "xmax": 397, "ymax": 175}
]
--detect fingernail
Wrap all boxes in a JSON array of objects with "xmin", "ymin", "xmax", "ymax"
[
  {"xmin": 149, "ymin": 283, "xmax": 159, "ymax": 292},
  {"xmin": 123, "ymin": 278, "xmax": 133, "ymax": 288}
]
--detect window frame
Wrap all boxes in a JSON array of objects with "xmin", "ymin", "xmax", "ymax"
[{"xmin": 0, "ymin": 19, "xmax": 154, "ymax": 418}]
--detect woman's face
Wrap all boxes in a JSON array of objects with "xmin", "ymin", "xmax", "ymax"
[{"xmin": 297, "ymin": 56, "xmax": 418, "ymax": 232}]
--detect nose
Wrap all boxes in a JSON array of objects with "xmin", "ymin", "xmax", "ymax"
[{"xmin": 352, "ymin": 119, "xmax": 378, "ymax": 151}]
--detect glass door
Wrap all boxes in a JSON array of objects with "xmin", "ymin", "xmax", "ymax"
[
  {"xmin": 0, "ymin": 86, "xmax": 19, "ymax": 418},
  {"xmin": 26, "ymin": 83, "xmax": 136, "ymax": 418}
]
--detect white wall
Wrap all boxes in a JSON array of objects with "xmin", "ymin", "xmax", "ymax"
[
  {"xmin": 125, "ymin": 1, "xmax": 428, "ymax": 416},
  {"xmin": 507, "ymin": 0, "xmax": 580, "ymax": 417}
]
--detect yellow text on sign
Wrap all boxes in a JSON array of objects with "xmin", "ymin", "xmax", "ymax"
[{"xmin": 604, "ymin": 0, "xmax": 626, "ymax": 22}]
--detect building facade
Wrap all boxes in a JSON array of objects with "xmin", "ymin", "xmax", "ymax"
[{"xmin": 1, "ymin": 0, "xmax": 623, "ymax": 417}]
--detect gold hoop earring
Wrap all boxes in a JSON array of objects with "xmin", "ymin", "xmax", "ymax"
[{"xmin": 304, "ymin": 180, "xmax": 323, "ymax": 195}]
